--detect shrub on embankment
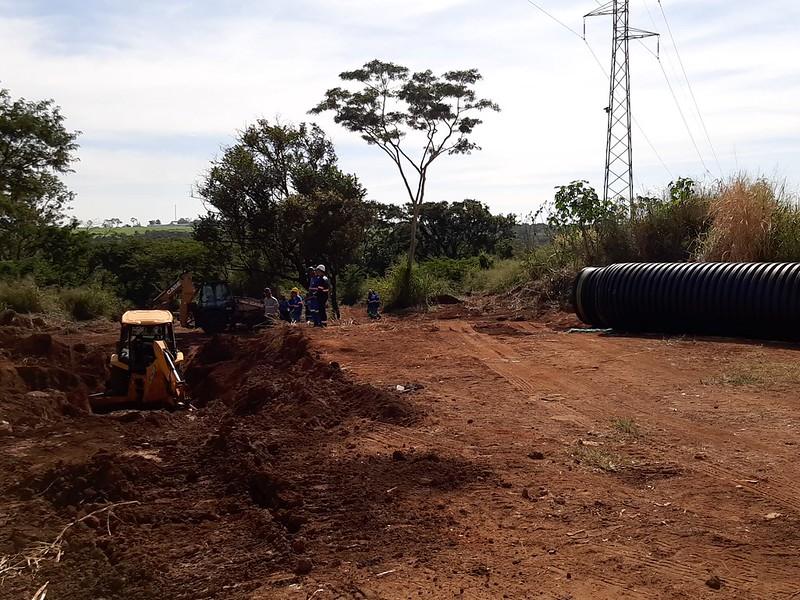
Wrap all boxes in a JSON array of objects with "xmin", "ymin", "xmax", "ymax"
[
  {"xmin": 59, "ymin": 286, "xmax": 123, "ymax": 321},
  {"xmin": 0, "ymin": 278, "xmax": 46, "ymax": 313},
  {"xmin": 320, "ymin": 175, "xmax": 800, "ymax": 313},
  {"xmin": 0, "ymin": 278, "xmax": 122, "ymax": 321},
  {"xmin": 370, "ymin": 262, "xmax": 452, "ymax": 309},
  {"xmin": 517, "ymin": 175, "xmax": 800, "ymax": 308}
]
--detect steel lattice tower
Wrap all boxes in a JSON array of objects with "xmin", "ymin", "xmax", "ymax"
[{"xmin": 585, "ymin": 1, "xmax": 657, "ymax": 204}]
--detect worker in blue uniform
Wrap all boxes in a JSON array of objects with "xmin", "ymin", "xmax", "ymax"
[
  {"xmin": 288, "ymin": 287, "xmax": 304, "ymax": 323},
  {"xmin": 367, "ymin": 289, "xmax": 381, "ymax": 319},
  {"xmin": 308, "ymin": 264, "xmax": 331, "ymax": 327}
]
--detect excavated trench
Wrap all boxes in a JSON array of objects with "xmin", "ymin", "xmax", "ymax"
[{"xmin": 1, "ymin": 323, "xmax": 483, "ymax": 600}]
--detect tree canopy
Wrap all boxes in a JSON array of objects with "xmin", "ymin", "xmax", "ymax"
[
  {"xmin": 194, "ymin": 119, "xmax": 370, "ymax": 295},
  {"xmin": 416, "ymin": 199, "xmax": 516, "ymax": 260},
  {"xmin": 311, "ymin": 60, "xmax": 499, "ymax": 271},
  {"xmin": 0, "ymin": 87, "xmax": 80, "ymax": 262}
]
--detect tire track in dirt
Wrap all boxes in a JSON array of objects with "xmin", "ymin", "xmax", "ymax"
[
  {"xmin": 447, "ymin": 321, "xmax": 800, "ymax": 517},
  {"xmin": 603, "ymin": 540, "xmax": 800, "ymax": 598},
  {"xmin": 439, "ymin": 320, "xmax": 800, "ymax": 597}
]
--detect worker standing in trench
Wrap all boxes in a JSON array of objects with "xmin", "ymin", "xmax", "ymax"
[{"xmin": 309, "ymin": 265, "xmax": 331, "ymax": 327}]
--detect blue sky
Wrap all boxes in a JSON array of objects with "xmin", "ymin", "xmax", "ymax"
[{"xmin": 1, "ymin": 0, "xmax": 798, "ymax": 223}]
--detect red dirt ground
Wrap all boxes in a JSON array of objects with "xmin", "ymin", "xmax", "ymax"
[{"xmin": 2, "ymin": 307, "xmax": 800, "ymax": 599}]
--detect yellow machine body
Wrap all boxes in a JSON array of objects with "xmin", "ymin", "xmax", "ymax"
[{"xmin": 93, "ymin": 310, "xmax": 186, "ymax": 411}]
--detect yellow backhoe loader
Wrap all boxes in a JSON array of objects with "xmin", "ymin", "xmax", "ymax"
[{"xmin": 91, "ymin": 310, "xmax": 186, "ymax": 412}]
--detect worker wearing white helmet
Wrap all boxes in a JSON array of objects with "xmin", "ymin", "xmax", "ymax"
[{"xmin": 308, "ymin": 264, "xmax": 331, "ymax": 327}]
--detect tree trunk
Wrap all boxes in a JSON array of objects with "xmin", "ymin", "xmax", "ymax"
[
  {"xmin": 406, "ymin": 203, "xmax": 421, "ymax": 271},
  {"xmin": 330, "ymin": 270, "xmax": 341, "ymax": 320}
]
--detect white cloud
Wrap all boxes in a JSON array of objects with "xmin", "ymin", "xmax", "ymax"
[{"xmin": 1, "ymin": 0, "xmax": 798, "ymax": 222}]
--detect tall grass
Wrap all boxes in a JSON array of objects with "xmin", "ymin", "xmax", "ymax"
[
  {"xmin": 59, "ymin": 286, "xmax": 122, "ymax": 321},
  {"xmin": 464, "ymin": 258, "xmax": 526, "ymax": 294},
  {"xmin": 0, "ymin": 278, "xmax": 121, "ymax": 320},
  {"xmin": 0, "ymin": 278, "xmax": 45, "ymax": 313},
  {"xmin": 698, "ymin": 176, "xmax": 787, "ymax": 262},
  {"xmin": 371, "ymin": 262, "xmax": 451, "ymax": 309}
]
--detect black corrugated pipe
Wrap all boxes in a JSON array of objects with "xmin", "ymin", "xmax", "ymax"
[{"xmin": 573, "ymin": 262, "xmax": 800, "ymax": 340}]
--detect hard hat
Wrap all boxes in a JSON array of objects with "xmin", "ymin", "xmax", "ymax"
[
  {"xmin": 316, "ymin": 264, "xmax": 326, "ymax": 273},
  {"xmin": 291, "ymin": 287, "xmax": 300, "ymax": 293}
]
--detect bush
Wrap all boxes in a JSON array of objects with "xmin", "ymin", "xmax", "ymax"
[
  {"xmin": 464, "ymin": 258, "xmax": 526, "ymax": 294},
  {"xmin": 372, "ymin": 262, "xmax": 451, "ymax": 309},
  {"xmin": 417, "ymin": 257, "xmax": 481, "ymax": 284},
  {"xmin": 0, "ymin": 278, "xmax": 44, "ymax": 313},
  {"xmin": 337, "ymin": 265, "xmax": 368, "ymax": 305},
  {"xmin": 59, "ymin": 286, "xmax": 121, "ymax": 321},
  {"xmin": 771, "ymin": 202, "xmax": 800, "ymax": 261},
  {"xmin": 627, "ymin": 191, "xmax": 709, "ymax": 262}
]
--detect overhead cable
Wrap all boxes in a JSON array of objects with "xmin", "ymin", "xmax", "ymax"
[
  {"xmin": 525, "ymin": 0, "xmax": 583, "ymax": 38},
  {"xmin": 524, "ymin": 0, "xmax": 673, "ymax": 179},
  {"xmin": 656, "ymin": 0, "xmax": 723, "ymax": 176}
]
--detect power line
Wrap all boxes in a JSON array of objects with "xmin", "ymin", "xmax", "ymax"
[
  {"xmin": 654, "ymin": 55, "xmax": 711, "ymax": 174},
  {"xmin": 655, "ymin": 0, "xmax": 723, "ymax": 176},
  {"xmin": 525, "ymin": 0, "xmax": 583, "ymax": 38},
  {"xmin": 592, "ymin": 0, "xmax": 659, "ymax": 59},
  {"xmin": 583, "ymin": 40, "xmax": 673, "ymax": 180},
  {"xmin": 523, "ymin": 0, "xmax": 673, "ymax": 180},
  {"xmin": 591, "ymin": 0, "xmax": 710, "ymax": 176},
  {"xmin": 585, "ymin": 0, "xmax": 661, "ymax": 203}
]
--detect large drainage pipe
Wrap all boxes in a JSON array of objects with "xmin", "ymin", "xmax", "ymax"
[{"xmin": 573, "ymin": 262, "xmax": 800, "ymax": 340}]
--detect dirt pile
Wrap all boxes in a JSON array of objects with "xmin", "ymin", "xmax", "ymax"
[
  {"xmin": 0, "ymin": 328, "xmax": 108, "ymax": 424},
  {"xmin": 0, "ymin": 326, "xmax": 493, "ymax": 599},
  {"xmin": 37, "ymin": 450, "xmax": 164, "ymax": 507},
  {"xmin": 185, "ymin": 328, "xmax": 416, "ymax": 426}
]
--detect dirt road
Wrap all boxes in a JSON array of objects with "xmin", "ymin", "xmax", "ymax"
[
  {"xmin": 312, "ymin": 313, "xmax": 800, "ymax": 599},
  {"xmin": 2, "ymin": 310, "xmax": 800, "ymax": 599}
]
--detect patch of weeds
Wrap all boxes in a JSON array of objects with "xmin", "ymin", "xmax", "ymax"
[
  {"xmin": 703, "ymin": 362, "xmax": 800, "ymax": 388},
  {"xmin": 611, "ymin": 417, "xmax": 640, "ymax": 437},
  {"xmin": 572, "ymin": 445, "xmax": 625, "ymax": 473}
]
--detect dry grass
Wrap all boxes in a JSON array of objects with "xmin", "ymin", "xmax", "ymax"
[
  {"xmin": 703, "ymin": 361, "xmax": 800, "ymax": 388},
  {"xmin": 572, "ymin": 444, "xmax": 625, "ymax": 472},
  {"xmin": 611, "ymin": 417, "xmax": 641, "ymax": 437},
  {"xmin": 0, "ymin": 501, "xmax": 138, "ymax": 583},
  {"xmin": 698, "ymin": 176, "xmax": 787, "ymax": 262}
]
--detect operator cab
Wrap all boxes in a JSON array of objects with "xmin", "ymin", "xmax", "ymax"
[
  {"xmin": 117, "ymin": 310, "xmax": 177, "ymax": 373},
  {"xmin": 197, "ymin": 281, "xmax": 234, "ymax": 310}
]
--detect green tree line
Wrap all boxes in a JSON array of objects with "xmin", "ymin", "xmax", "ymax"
[{"xmin": 0, "ymin": 79, "xmax": 516, "ymax": 317}]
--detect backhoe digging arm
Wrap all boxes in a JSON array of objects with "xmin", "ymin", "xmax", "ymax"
[{"xmin": 143, "ymin": 340, "xmax": 186, "ymax": 407}]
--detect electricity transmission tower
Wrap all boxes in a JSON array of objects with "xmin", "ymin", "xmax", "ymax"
[{"xmin": 585, "ymin": 1, "xmax": 658, "ymax": 205}]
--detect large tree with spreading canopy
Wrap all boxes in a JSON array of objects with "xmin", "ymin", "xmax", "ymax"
[{"xmin": 311, "ymin": 60, "xmax": 499, "ymax": 277}]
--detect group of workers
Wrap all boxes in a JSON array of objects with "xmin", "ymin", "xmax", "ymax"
[
  {"xmin": 262, "ymin": 264, "xmax": 382, "ymax": 327},
  {"xmin": 263, "ymin": 264, "xmax": 331, "ymax": 327}
]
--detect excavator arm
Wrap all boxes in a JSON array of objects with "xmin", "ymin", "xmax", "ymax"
[
  {"xmin": 142, "ymin": 340, "xmax": 186, "ymax": 407},
  {"xmin": 151, "ymin": 272, "xmax": 195, "ymax": 326}
]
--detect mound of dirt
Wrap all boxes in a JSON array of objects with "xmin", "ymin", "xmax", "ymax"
[
  {"xmin": 36, "ymin": 450, "xmax": 164, "ymax": 507},
  {"xmin": 0, "ymin": 309, "xmax": 48, "ymax": 330},
  {"xmin": 0, "ymin": 330, "xmax": 108, "ymax": 425},
  {"xmin": 185, "ymin": 328, "xmax": 416, "ymax": 426},
  {"xmin": 0, "ymin": 323, "xmax": 496, "ymax": 600}
]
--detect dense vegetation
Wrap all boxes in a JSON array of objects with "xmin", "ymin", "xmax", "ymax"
[{"xmin": 2, "ymin": 80, "xmax": 799, "ymax": 321}]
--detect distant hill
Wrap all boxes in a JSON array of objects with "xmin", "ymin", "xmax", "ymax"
[{"xmin": 86, "ymin": 224, "xmax": 193, "ymax": 238}]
